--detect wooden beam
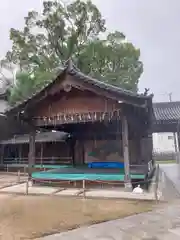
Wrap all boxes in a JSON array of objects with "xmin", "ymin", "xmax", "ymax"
[
  {"xmin": 122, "ymin": 115, "xmax": 132, "ymax": 190},
  {"xmin": 33, "ymin": 110, "xmax": 121, "ymax": 127},
  {"xmin": 28, "ymin": 128, "xmax": 36, "ymax": 180}
]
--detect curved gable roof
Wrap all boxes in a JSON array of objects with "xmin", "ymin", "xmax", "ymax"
[{"xmin": 6, "ymin": 60, "xmax": 152, "ymax": 115}]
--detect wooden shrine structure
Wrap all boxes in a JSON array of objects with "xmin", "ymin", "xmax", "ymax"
[{"xmin": 5, "ymin": 60, "xmax": 154, "ymax": 187}]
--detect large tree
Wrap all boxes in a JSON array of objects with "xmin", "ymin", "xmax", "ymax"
[
  {"xmin": 8, "ymin": 70, "xmax": 53, "ymax": 105},
  {"xmin": 5, "ymin": 0, "xmax": 143, "ymax": 104}
]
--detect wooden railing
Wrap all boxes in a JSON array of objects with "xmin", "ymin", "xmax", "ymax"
[{"xmin": 2, "ymin": 157, "xmax": 72, "ymax": 165}]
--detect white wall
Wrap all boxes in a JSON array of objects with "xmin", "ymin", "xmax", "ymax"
[{"xmin": 153, "ymin": 132, "xmax": 177, "ymax": 152}]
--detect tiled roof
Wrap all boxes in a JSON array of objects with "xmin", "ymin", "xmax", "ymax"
[
  {"xmin": 6, "ymin": 60, "xmax": 152, "ymax": 114},
  {"xmin": 68, "ymin": 66, "xmax": 146, "ymax": 99},
  {"xmin": 153, "ymin": 101, "xmax": 180, "ymax": 122},
  {"xmin": 0, "ymin": 131, "xmax": 69, "ymax": 145}
]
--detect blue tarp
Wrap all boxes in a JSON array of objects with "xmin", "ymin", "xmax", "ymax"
[{"xmin": 88, "ymin": 162, "xmax": 124, "ymax": 169}]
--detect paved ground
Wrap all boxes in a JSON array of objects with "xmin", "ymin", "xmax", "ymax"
[
  {"xmin": 39, "ymin": 201, "xmax": 180, "ymax": 240},
  {"xmin": 0, "ymin": 183, "xmax": 155, "ymax": 200},
  {"xmin": 160, "ymin": 163, "xmax": 180, "ymax": 192},
  {"xmin": 0, "ymin": 173, "xmax": 27, "ymax": 188}
]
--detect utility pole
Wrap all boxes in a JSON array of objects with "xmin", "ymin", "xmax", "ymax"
[
  {"xmin": 177, "ymin": 121, "xmax": 180, "ymax": 179},
  {"xmin": 168, "ymin": 93, "xmax": 179, "ymax": 162},
  {"xmin": 168, "ymin": 92, "xmax": 172, "ymax": 102}
]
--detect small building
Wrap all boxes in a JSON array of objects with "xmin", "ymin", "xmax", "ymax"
[
  {"xmin": 153, "ymin": 132, "xmax": 176, "ymax": 153},
  {"xmin": 5, "ymin": 61, "xmax": 154, "ymax": 187},
  {"xmin": 153, "ymin": 101, "xmax": 180, "ymax": 133},
  {"xmin": 153, "ymin": 101, "xmax": 180, "ymax": 161}
]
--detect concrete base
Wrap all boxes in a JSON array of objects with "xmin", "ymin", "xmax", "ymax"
[
  {"xmin": 84, "ymin": 189, "xmax": 154, "ymax": 200},
  {"xmin": 124, "ymin": 182, "xmax": 132, "ymax": 192},
  {"xmin": 0, "ymin": 183, "xmax": 59, "ymax": 195}
]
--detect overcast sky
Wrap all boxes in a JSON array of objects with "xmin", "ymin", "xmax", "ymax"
[{"xmin": 0, "ymin": 0, "xmax": 179, "ymax": 102}]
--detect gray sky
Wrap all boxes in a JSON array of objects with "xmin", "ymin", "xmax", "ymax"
[{"xmin": 0, "ymin": 0, "xmax": 180, "ymax": 102}]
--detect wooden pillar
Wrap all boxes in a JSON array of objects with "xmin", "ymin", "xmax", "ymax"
[
  {"xmin": 19, "ymin": 144, "xmax": 22, "ymax": 164},
  {"xmin": 70, "ymin": 138, "xmax": 76, "ymax": 166},
  {"xmin": 148, "ymin": 132, "xmax": 153, "ymax": 166},
  {"xmin": 136, "ymin": 136, "xmax": 141, "ymax": 165},
  {"xmin": 81, "ymin": 140, "xmax": 85, "ymax": 165},
  {"xmin": 122, "ymin": 115, "xmax": 132, "ymax": 190},
  {"xmin": 28, "ymin": 129, "xmax": 36, "ymax": 179},
  {"xmin": 40, "ymin": 143, "xmax": 43, "ymax": 165},
  {"xmin": 0, "ymin": 145, "xmax": 4, "ymax": 165}
]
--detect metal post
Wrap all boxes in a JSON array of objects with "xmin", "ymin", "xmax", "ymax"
[
  {"xmin": 177, "ymin": 120, "xmax": 180, "ymax": 178},
  {"xmin": 169, "ymin": 93, "xmax": 178, "ymax": 163},
  {"xmin": 154, "ymin": 164, "xmax": 159, "ymax": 202}
]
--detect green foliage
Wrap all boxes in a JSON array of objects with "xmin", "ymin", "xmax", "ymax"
[
  {"xmin": 8, "ymin": 72, "xmax": 36, "ymax": 105},
  {"xmin": 5, "ymin": 0, "xmax": 143, "ymax": 105},
  {"xmin": 8, "ymin": 70, "xmax": 53, "ymax": 105}
]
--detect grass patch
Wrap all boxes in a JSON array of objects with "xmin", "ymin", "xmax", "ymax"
[
  {"xmin": 156, "ymin": 160, "xmax": 176, "ymax": 164},
  {"xmin": 0, "ymin": 195, "xmax": 155, "ymax": 239}
]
